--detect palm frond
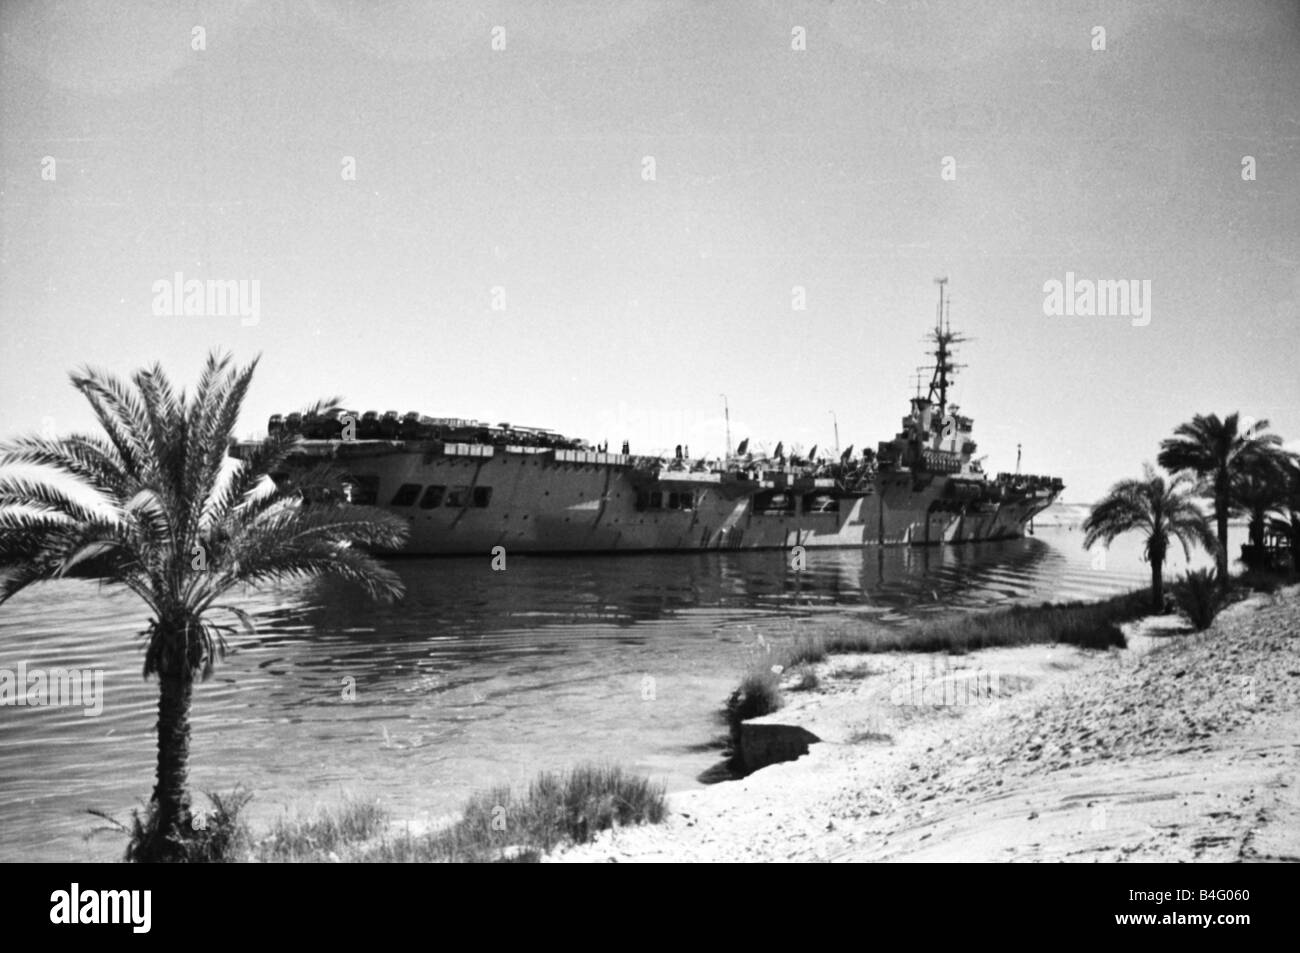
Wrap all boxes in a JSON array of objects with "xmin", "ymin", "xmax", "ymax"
[
  {"xmin": 0, "ymin": 560, "xmax": 57, "ymax": 603},
  {"xmin": 0, "ymin": 475, "xmax": 105, "ymax": 526},
  {"xmin": 69, "ymin": 366, "xmax": 153, "ymax": 477},
  {"xmin": 227, "ymin": 543, "xmax": 405, "ymax": 603},
  {"xmin": 0, "ymin": 434, "xmax": 129, "ymax": 497},
  {"xmin": 199, "ymin": 426, "xmax": 299, "ymax": 530},
  {"xmin": 299, "ymin": 396, "xmax": 346, "ymax": 419},
  {"xmin": 182, "ymin": 353, "xmax": 236, "ymax": 516},
  {"xmin": 205, "ymin": 501, "xmax": 406, "ymax": 593}
]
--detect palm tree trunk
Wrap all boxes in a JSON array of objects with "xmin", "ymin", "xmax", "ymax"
[
  {"xmin": 1151, "ymin": 556, "xmax": 1164, "ymax": 612},
  {"xmin": 1248, "ymin": 508, "xmax": 1265, "ymax": 548},
  {"xmin": 148, "ymin": 669, "xmax": 195, "ymax": 859},
  {"xmin": 1215, "ymin": 485, "xmax": 1230, "ymax": 581}
]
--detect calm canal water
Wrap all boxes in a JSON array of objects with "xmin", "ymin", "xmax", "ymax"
[{"xmin": 0, "ymin": 524, "xmax": 1228, "ymax": 861}]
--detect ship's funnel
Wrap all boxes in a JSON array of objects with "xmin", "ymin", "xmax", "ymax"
[{"xmin": 911, "ymin": 397, "xmax": 934, "ymax": 436}]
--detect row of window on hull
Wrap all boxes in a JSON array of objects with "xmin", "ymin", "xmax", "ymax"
[
  {"xmin": 635, "ymin": 490, "xmax": 695, "ymax": 511},
  {"xmin": 633, "ymin": 490, "xmax": 842, "ymax": 515},
  {"xmin": 389, "ymin": 483, "xmax": 493, "ymax": 509}
]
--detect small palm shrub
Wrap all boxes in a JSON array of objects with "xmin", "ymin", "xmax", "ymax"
[
  {"xmin": 1176, "ymin": 568, "xmax": 1223, "ymax": 631},
  {"xmin": 93, "ymin": 786, "xmax": 254, "ymax": 863}
]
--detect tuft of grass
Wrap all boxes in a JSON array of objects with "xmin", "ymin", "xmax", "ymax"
[
  {"xmin": 804, "ymin": 590, "xmax": 1145, "ymax": 659},
  {"xmin": 787, "ymin": 666, "xmax": 820, "ymax": 692},
  {"xmin": 818, "ymin": 631, "xmax": 877, "ymax": 654},
  {"xmin": 722, "ymin": 667, "xmax": 783, "ymax": 758},
  {"xmin": 901, "ymin": 601, "xmax": 1130, "ymax": 653},
  {"xmin": 848, "ymin": 730, "xmax": 894, "ymax": 745},
  {"xmin": 1175, "ymin": 568, "xmax": 1223, "ymax": 631},
  {"xmin": 368, "ymin": 764, "xmax": 666, "ymax": 863},
  {"xmin": 516, "ymin": 764, "xmax": 667, "ymax": 850},
  {"xmin": 837, "ymin": 662, "xmax": 876, "ymax": 680},
  {"xmin": 256, "ymin": 797, "xmax": 389, "ymax": 862},
  {"xmin": 782, "ymin": 635, "xmax": 828, "ymax": 667},
  {"xmin": 870, "ymin": 590, "xmax": 1147, "ymax": 654}
]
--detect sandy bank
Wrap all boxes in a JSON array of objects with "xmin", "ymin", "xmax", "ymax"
[{"xmin": 555, "ymin": 586, "xmax": 1300, "ymax": 862}]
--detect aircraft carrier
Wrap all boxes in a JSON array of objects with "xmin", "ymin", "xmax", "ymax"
[{"xmin": 237, "ymin": 280, "xmax": 1063, "ymax": 554}]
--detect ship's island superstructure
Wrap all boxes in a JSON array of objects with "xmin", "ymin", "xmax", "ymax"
[{"xmin": 235, "ymin": 281, "xmax": 1062, "ymax": 554}]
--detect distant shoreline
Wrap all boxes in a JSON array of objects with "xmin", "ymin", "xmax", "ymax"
[{"xmin": 1034, "ymin": 501, "xmax": 1249, "ymax": 530}]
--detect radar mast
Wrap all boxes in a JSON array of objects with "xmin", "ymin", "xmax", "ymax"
[{"xmin": 926, "ymin": 277, "xmax": 967, "ymax": 418}]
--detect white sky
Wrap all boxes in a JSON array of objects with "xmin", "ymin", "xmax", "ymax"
[{"xmin": 2, "ymin": 0, "xmax": 1297, "ymax": 501}]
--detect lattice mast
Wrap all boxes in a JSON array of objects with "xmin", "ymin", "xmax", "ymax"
[{"xmin": 926, "ymin": 277, "xmax": 967, "ymax": 418}]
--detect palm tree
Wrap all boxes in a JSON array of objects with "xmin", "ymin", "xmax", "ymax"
[
  {"xmin": 1083, "ymin": 465, "xmax": 1216, "ymax": 611},
  {"xmin": 1157, "ymin": 412, "xmax": 1285, "ymax": 579},
  {"xmin": 1266, "ymin": 457, "xmax": 1300, "ymax": 569},
  {"xmin": 1231, "ymin": 460, "xmax": 1290, "ymax": 551},
  {"xmin": 0, "ymin": 354, "xmax": 408, "ymax": 861}
]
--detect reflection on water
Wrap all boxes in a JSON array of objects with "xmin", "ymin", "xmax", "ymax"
[{"xmin": 0, "ymin": 525, "xmax": 1225, "ymax": 860}]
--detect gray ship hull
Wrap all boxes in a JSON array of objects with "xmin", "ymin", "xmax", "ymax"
[{"xmin": 271, "ymin": 441, "xmax": 1059, "ymax": 555}]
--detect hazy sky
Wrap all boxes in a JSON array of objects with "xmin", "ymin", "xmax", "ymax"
[{"xmin": 2, "ymin": 0, "xmax": 1297, "ymax": 502}]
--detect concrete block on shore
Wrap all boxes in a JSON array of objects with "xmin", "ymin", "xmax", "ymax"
[{"xmin": 739, "ymin": 719, "xmax": 822, "ymax": 773}]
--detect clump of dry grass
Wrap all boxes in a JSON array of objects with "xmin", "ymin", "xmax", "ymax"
[
  {"xmin": 256, "ymin": 797, "xmax": 388, "ymax": 862},
  {"xmin": 364, "ymin": 764, "xmax": 667, "ymax": 863}
]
